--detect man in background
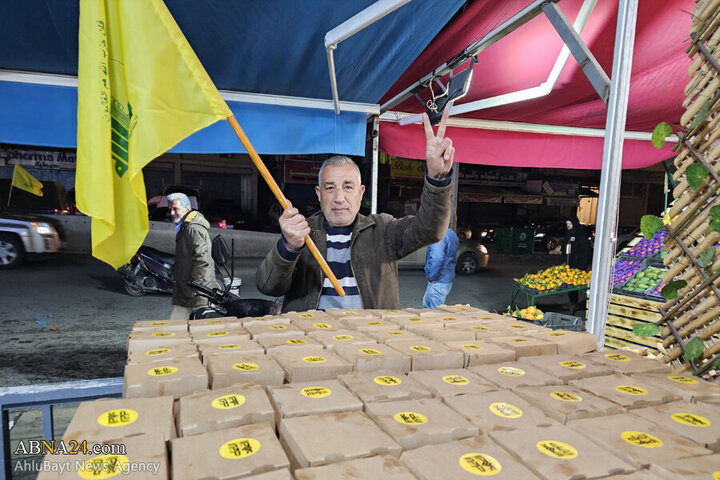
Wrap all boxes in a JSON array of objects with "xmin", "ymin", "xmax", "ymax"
[{"xmin": 423, "ymin": 227, "xmax": 459, "ymax": 309}]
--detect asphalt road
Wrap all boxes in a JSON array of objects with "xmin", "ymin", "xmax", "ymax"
[{"xmin": 0, "ymin": 252, "xmax": 563, "ymax": 387}]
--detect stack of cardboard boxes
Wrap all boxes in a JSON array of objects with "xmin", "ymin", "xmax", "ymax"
[{"xmin": 37, "ymin": 306, "xmax": 720, "ymax": 479}]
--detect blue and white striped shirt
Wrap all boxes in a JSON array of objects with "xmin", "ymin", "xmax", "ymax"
[{"xmin": 318, "ymin": 225, "xmax": 363, "ymax": 310}]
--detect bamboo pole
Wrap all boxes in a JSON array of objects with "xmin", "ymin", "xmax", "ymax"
[{"xmin": 226, "ymin": 115, "xmax": 345, "ymax": 297}]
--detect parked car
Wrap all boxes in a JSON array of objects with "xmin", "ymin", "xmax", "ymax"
[
  {"xmin": 533, "ymin": 223, "xmax": 567, "ymax": 251},
  {"xmin": 0, "ymin": 212, "xmax": 66, "ymax": 268},
  {"xmin": 398, "ymin": 236, "xmax": 489, "ymax": 274}
]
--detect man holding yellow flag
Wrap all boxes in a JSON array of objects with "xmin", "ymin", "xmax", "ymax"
[{"xmin": 76, "ymin": 0, "xmax": 231, "ymax": 269}]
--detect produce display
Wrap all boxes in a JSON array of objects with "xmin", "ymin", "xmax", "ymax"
[
  {"xmin": 625, "ymin": 230, "xmax": 667, "ymax": 258},
  {"xmin": 506, "ymin": 305, "xmax": 544, "ymax": 320},
  {"xmin": 618, "ymin": 266, "xmax": 665, "ymax": 297},
  {"xmin": 611, "ymin": 259, "xmax": 642, "ymax": 288},
  {"xmin": 515, "ymin": 265, "xmax": 591, "ymax": 293}
]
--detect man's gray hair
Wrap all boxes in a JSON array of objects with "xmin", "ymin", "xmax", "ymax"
[
  {"xmin": 167, "ymin": 192, "xmax": 191, "ymax": 209},
  {"xmin": 318, "ymin": 156, "xmax": 362, "ymax": 187}
]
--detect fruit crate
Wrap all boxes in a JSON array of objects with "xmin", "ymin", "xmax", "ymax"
[
  {"xmin": 613, "ymin": 259, "xmax": 666, "ymax": 302},
  {"xmin": 525, "ymin": 312, "xmax": 584, "ymax": 331}
]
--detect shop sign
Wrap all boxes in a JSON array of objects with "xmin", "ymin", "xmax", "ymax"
[
  {"xmin": 391, "ymin": 159, "xmax": 425, "ymax": 180},
  {"xmin": 284, "ymin": 160, "xmax": 322, "ymax": 184},
  {"xmin": 1, "ymin": 147, "xmax": 76, "ymax": 169},
  {"xmin": 459, "ymin": 167, "xmax": 526, "ymax": 186}
]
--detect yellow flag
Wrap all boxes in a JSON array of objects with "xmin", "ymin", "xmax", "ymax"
[
  {"xmin": 77, "ymin": 0, "xmax": 232, "ymax": 269},
  {"xmin": 11, "ymin": 164, "xmax": 44, "ymax": 197}
]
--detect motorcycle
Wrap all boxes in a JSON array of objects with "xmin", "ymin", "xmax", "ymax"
[
  {"xmin": 117, "ymin": 245, "xmax": 175, "ymax": 296},
  {"xmin": 187, "ymin": 281, "xmax": 281, "ymax": 319}
]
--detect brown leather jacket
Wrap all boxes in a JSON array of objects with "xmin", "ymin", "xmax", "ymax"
[{"xmin": 256, "ymin": 178, "xmax": 451, "ymax": 312}]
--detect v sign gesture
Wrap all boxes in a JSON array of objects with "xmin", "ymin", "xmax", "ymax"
[{"xmin": 423, "ymin": 109, "xmax": 455, "ymax": 181}]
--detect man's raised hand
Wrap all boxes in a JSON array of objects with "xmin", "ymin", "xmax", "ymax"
[
  {"xmin": 423, "ymin": 108, "xmax": 454, "ymax": 181},
  {"xmin": 279, "ymin": 201, "xmax": 310, "ymax": 251}
]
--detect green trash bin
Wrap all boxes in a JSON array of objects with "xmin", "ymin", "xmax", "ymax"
[
  {"xmin": 496, "ymin": 227, "xmax": 514, "ymax": 254},
  {"xmin": 512, "ymin": 228, "xmax": 535, "ymax": 254}
]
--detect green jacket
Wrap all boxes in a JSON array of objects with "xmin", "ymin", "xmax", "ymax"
[
  {"xmin": 256, "ymin": 177, "xmax": 451, "ymax": 312},
  {"xmin": 172, "ymin": 210, "xmax": 216, "ymax": 307}
]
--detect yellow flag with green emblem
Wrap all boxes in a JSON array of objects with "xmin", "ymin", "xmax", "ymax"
[
  {"xmin": 11, "ymin": 164, "xmax": 43, "ymax": 197},
  {"xmin": 76, "ymin": 0, "xmax": 231, "ymax": 268}
]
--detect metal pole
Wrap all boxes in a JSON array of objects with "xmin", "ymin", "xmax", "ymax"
[
  {"xmin": 371, "ymin": 115, "xmax": 379, "ymax": 215},
  {"xmin": 586, "ymin": 0, "xmax": 639, "ymax": 346}
]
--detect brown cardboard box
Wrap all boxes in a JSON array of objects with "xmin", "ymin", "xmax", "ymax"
[
  {"xmin": 649, "ymin": 452, "xmax": 720, "ymax": 480},
  {"xmin": 171, "ymin": 422, "xmax": 290, "ymax": 480},
  {"xmin": 569, "ymin": 413, "xmax": 713, "ymax": 468},
  {"xmin": 490, "ymin": 425, "xmax": 636, "ymax": 479},
  {"xmin": 278, "ymin": 411, "xmax": 401, "ymax": 469},
  {"xmin": 444, "ymin": 390, "xmax": 557, "ymax": 432},
  {"xmin": 290, "ymin": 317, "xmax": 345, "ymax": 333},
  {"xmin": 281, "ymin": 310, "xmax": 333, "ymax": 322},
  {"xmin": 123, "ymin": 357, "xmax": 208, "ymax": 398},
  {"xmin": 207, "ymin": 353, "xmax": 285, "ymax": 388},
  {"xmin": 468, "ymin": 362, "xmax": 562, "ymax": 389},
  {"xmin": 400, "ymin": 435, "xmax": 542, "ymax": 479},
  {"xmin": 628, "ymin": 372, "xmax": 720, "ymax": 404},
  {"xmin": 62, "ymin": 397, "xmax": 175, "ymax": 442},
  {"xmin": 374, "ymin": 310, "xmax": 419, "ymax": 321},
  {"xmin": 267, "ymin": 379, "xmax": 363, "ymax": 426},
  {"xmin": 239, "ymin": 315, "xmax": 290, "ymax": 328},
  {"xmin": 351, "ymin": 319, "xmax": 403, "ymax": 332},
  {"xmin": 384, "ymin": 339, "xmax": 464, "ymax": 370},
  {"xmin": 365, "ymin": 327, "xmax": 428, "ymax": 344},
  {"xmin": 244, "ymin": 469, "xmax": 294, "ymax": 480},
  {"xmin": 175, "ymin": 382, "xmax": 275, "ymax": 437},
  {"xmin": 127, "ymin": 330, "xmax": 193, "ymax": 351},
  {"xmin": 513, "ymin": 385, "xmax": 625, "ymax": 424},
  {"xmin": 295, "ymin": 454, "xmax": 418, "ymax": 480},
  {"xmin": 407, "ymin": 369, "xmax": 497, "ymax": 399},
  {"xmin": 246, "ymin": 323, "xmax": 305, "ymax": 339},
  {"xmin": 473, "ymin": 323, "xmax": 526, "ymax": 340},
  {"xmin": 434, "ymin": 304, "xmax": 492, "ymax": 315},
  {"xmin": 190, "ymin": 327, "xmax": 250, "ymax": 341},
  {"xmin": 256, "ymin": 334, "xmax": 324, "ymax": 353},
  {"xmin": 334, "ymin": 343, "xmax": 411, "ymax": 373},
  {"xmin": 188, "ymin": 317, "xmax": 240, "ymax": 333},
  {"xmin": 132, "ymin": 319, "xmax": 187, "ymax": 332},
  {"xmin": 428, "ymin": 325, "xmax": 481, "ymax": 343},
  {"xmin": 37, "ymin": 433, "xmax": 169, "ymax": 480},
  {"xmin": 335, "ymin": 314, "xmax": 385, "ymax": 328},
  {"xmin": 324, "ymin": 308, "xmax": 379, "ymax": 319},
  {"xmin": 337, "ymin": 370, "xmax": 433, "ymax": 404},
  {"xmin": 516, "ymin": 354, "xmax": 614, "ymax": 383},
  {"xmin": 126, "ymin": 343, "xmax": 199, "ymax": 365},
  {"xmin": 385, "ymin": 316, "xmax": 443, "ymax": 331},
  {"xmin": 197, "ymin": 339, "xmax": 265, "ymax": 364},
  {"xmin": 443, "ymin": 340, "xmax": 516, "ymax": 366},
  {"xmin": 486, "ymin": 335, "xmax": 557, "ymax": 357},
  {"xmin": 581, "ymin": 350, "xmax": 671, "ymax": 374},
  {"xmin": 526, "ymin": 330, "xmax": 599, "ymax": 354},
  {"xmin": 596, "ymin": 472, "xmax": 658, "ymax": 480},
  {"xmin": 307, "ymin": 329, "xmax": 377, "ymax": 350},
  {"xmin": 631, "ymin": 400, "xmax": 720, "ymax": 452},
  {"xmin": 364, "ymin": 398, "xmax": 479, "ymax": 450},
  {"xmin": 269, "ymin": 349, "xmax": 353, "ymax": 383},
  {"xmin": 570, "ymin": 373, "xmax": 681, "ymax": 409}
]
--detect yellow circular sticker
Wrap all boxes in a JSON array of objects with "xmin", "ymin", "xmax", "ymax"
[
  {"xmin": 286, "ymin": 338, "xmax": 307, "ymax": 344},
  {"xmin": 219, "ymin": 344, "xmax": 241, "ymax": 349},
  {"xmin": 559, "ymin": 360, "xmax": 586, "ymax": 369},
  {"xmin": 268, "ymin": 325, "xmax": 288, "ymax": 330},
  {"xmin": 303, "ymin": 356, "xmax": 326, "ymax": 363},
  {"xmin": 299, "ymin": 313, "xmax": 316, "ymax": 318},
  {"xmin": 374, "ymin": 375, "xmax": 402, "ymax": 386},
  {"xmin": 714, "ymin": 472, "xmax": 720, "ymax": 480},
  {"xmin": 385, "ymin": 310, "xmax": 400, "ymax": 313},
  {"xmin": 410, "ymin": 345, "xmax": 432, "ymax": 352},
  {"xmin": 212, "ymin": 394, "xmax": 246, "ymax": 410},
  {"xmin": 473, "ymin": 326, "xmax": 489, "ymax": 331},
  {"xmin": 442, "ymin": 317, "xmax": 458, "ymax": 321},
  {"xmin": 208, "ymin": 331, "xmax": 229, "ymax": 337},
  {"xmin": 145, "ymin": 348, "xmax": 171, "ymax": 356},
  {"xmin": 463, "ymin": 344, "xmax": 483, "ymax": 350},
  {"xmin": 313, "ymin": 323, "xmax": 332, "ymax": 329},
  {"xmin": 387, "ymin": 331, "xmax": 405, "ymax": 336},
  {"xmin": 151, "ymin": 321, "xmax": 168, "ymax": 325},
  {"xmin": 605, "ymin": 353, "xmax": 631, "ymax": 362},
  {"xmin": 621, "ymin": 431, "xmax": 663, "ymax": 448},
  {"xmin": 480, "ymin": 317, "xmax": 492, "ymax": 320},
  {"xmin": 510, "ymin": 324, "xmax": 528, "ymax": 329},
  {"xmin": 489, "ymin": 402, "xmax": 523, "ymax": 419},
  {"xmin": 97, "ymin": 409, "xmax": 138, "ymax": 427},
  {"xmin": 459, "ymin": 453, "xmax": 502, "ymax": 476},
  {"xmin": 536, "ymin": 440, "xmax": 578, "ymax": 459},
  {"xmin": 667, "ymin": 375, "xmax": 698, "ymax": 384},
  {"xmin": 550, "ymin": 392, "xmax": 583, "ymax": 402},
  {"xmin": 205, "ymin": 319, "xmax": 223, "ymax": 324},
  {"xmin": 333, "ymin": 334, "xmax": 353, "ymax": 341},
  {"xmin": 78, "ymin": 455, "xmax": 129, "ymax": 479},
  {"xmin": 393, "ymin": 411, "xmax": 428, "ymax": 425},
  {"xmin": 233, "ymin": 363, "xmax": 260, "ymax": 371},
  {"xmin": 443, "ymin": 375, "xmax": 470, "ymax": 385},
  {"xmin": 343, "ymin": 311, "xmax": 359, "ymax": 315},
  {"xmin": 549, "ymin": 332, "xmax": 567, "ymax": 337},
  {"xmin": 219, "ymin": 438, "xmax": 261, "ymax": 459},
  {"xmin": 367, "ymin": 321, "xmax": 383, "ymax": 326},
  {"xmin": 510, "ymin": 339, "xmax": 528, "ymax": 343},
  {"xmin": 407, "ymin": 318, "xmax": 423, "ymax": 322},
  {"xmin": 301, "ymin": 386, "xmax": 332, "ymax": 398},
  {"xmin": 671, "ymin": 413, "xmax": 711, "ymax": 427},
  {"xmin": 498, "ymin": 366, "xmax": 525, "ymax": 376},
  {"xmin": 616, "ymin": 385, "xmax": 648, "ymax": 395},
  {"xmin": 152, "ymin": 332, "xmax": 174, "ymax": 337},
  {"xmin": 360, "ymin": 348, "xmax": 381, "ymax": 355},
  {"xmin": 147, "ymin": 366, "xmax": 177, "ymax": 376}
]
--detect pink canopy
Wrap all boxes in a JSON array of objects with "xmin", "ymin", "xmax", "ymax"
[{"xmin": 379, "ymin": 0, "xmax": 693, "ymax": 169}]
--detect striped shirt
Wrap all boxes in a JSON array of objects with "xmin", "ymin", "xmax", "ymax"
[{"xmin": 318, "ymin": 225, "xmax": 363, "ymax": 310}]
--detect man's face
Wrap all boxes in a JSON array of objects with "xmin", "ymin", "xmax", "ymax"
[
  {"xmin": 315, "ymin": 164, "xmax": 365, "ymax": 227},
  {"xmin": 566, "ymin": 221, "xmax": 573, "ymax": 230},
  {"xmin": 169, "ymin": 199, "xmax": 191, "ymax": 224}
]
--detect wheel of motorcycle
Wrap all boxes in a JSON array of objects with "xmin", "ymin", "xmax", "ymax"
[{"xmin": 123, "ymin": 279, "xmax": 147, "ymax": 296}]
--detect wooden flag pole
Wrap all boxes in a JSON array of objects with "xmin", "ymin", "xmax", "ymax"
[{"xmin": 226, "ymin": 115, "xmax": 346, "ymax": 297}]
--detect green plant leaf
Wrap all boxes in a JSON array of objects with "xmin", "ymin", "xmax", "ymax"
[
  {"xmin": 651, "ymin": 122, "xmax": 673, "ymax": 149},
  {"xmin": 661, "ymin": 280, "xmax": 687, "ymax": 300},
  {"xmin": 696, "ymin": 246, "xmax": 716, "ymax": 268},
  {"xmin": 633, "ymin": 323, "xmax": 660, "ymax": 337},
  {"xmin": 709, "ymin": 205, "xmax": 720, "ymax": 219},
  {"xmin": 686, "ymin": 163, "xmax": 709, "ymax": 190},
  {"xmin": 711, "ymin": 357, "xmax": 720, "ymax": 371},
  {"xmin": 687, "ymin": 100, "xmax": 711, "ymax": 133},
  {"xmin": 710, "ymin": 218, "xmax": 720, "ymax": 233},
  {"xmin": 684, "ymin": 336, "xmax": 704, "ymax": 362},
  {"xmin": 640, "ymin": 215, "xmax": 664, "ymax": 239}
]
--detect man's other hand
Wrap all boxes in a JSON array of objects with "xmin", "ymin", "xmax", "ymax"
[
  {"xmin": 279, "ymin": 201, "xmax": 310, "ymax": 251},
  {"xmin": 423, "ymin": 109, "xmax": 455, "ymax": 181}
]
